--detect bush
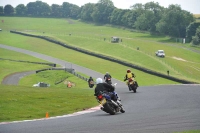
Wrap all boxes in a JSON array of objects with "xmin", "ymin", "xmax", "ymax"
[{"xmin": 192, "ymin": 36, "xmax": 200, "ymax": 45}]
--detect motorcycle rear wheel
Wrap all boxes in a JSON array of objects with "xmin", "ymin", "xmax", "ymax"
[
  {"xmin": 130, "ymin": 85, "xmax": 137, "ymax": 93},
  {"xmin": 103, "ymin": 102, "xmax": 116, "ymax": 115}
]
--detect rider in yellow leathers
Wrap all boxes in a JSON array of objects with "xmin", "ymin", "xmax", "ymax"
[{"xmin": 124, "ymin": 69, "xmax": 139, "ymax": 88}]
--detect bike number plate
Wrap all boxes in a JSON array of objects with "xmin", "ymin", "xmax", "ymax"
[{"xmin": 100, "ymin": 98, "xmax": 106, "ymax": 105}]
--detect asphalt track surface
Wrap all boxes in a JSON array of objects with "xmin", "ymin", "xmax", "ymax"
[{"xmin": 0, "ymin": 44, "xmax": 200, "ymax": 133}]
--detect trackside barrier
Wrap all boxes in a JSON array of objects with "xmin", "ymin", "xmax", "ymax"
[
  {"xmin": 10, "ymin": 30, "xmax": 198, "ymax": 84},
  {"xmin": 0, "ymin": 58, "xmax": 56, "ymax": 67},
  {"xmin": 36, "ymin": 67, "xmax": 88, "ymax": 85}
]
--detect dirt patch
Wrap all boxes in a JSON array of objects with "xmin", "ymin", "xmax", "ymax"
[
  {"xmin": 172, "ymin": 56, "xmax": 186, "ymax": 62},
  {"xmin": 172, "ymin": 56, "xmax": 200, "ymax": 65}
]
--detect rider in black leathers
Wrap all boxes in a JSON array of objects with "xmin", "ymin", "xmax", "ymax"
[
  {"xmin": 94, "ymin": 78, "xmax": 117, "ymax": 101},
  {"xmin": 104, "ymin": 72, "xmax": 112, "ymax": 83},
  {"xmin": 94, "ymin": 78, "xmax": 121, "ymax": 112},
  {"xmin": 88, "ymin": 76, "xmax": 94, "ymax": 88}
]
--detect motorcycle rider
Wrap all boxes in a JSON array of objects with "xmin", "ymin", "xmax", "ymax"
[
  {"xmin": 94, "ymin": 78, "xmax": 120, "ymax": 112},
  {"xmin": 88, "ymin": 76, "xmax": 94, "ymax": 88},
  {"xmin": 124, "ymin": 69, "xmax": 139, "ymax": 87},
  {"xmin": 104, "ymin": 72, "xmax": 112, "ymax": 83}
]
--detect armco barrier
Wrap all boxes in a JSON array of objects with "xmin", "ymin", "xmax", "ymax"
[
  {"xmin": 36, "ymin": 67, "xmax": 88, "ymax": 83},
  {"xmin": 0, "ymin": 58, "xmax": 56, "ymax": 67},
  {"xmin": 10, "ymin": 30, "xmax": 198, "ymax": 84}
]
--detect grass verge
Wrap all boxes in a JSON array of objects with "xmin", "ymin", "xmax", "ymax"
[{"xmin": 0, "ymin": 79, "xmax": 97, "ymax": 122}]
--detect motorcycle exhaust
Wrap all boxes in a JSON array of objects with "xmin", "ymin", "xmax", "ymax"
[{"xmin": 111, "ymin": 100, "xmax": 119, "ymax": 107}]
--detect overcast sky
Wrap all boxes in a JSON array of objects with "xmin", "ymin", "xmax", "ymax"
[{"xmin": 0, "ymin": 0, "xmax": 199, "ymax": 14}]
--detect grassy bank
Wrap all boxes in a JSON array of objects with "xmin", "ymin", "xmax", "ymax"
[
  {"xmin": 0, "ymin": 48, "xmax": 52, "ymax": 83},
  {"xmin": 0, "ymin": 32, "xmax": 179, "ymax": 86},
  {"xmin": 0, "ymin": 17, "xmax": 199, "ymax": 82},
  {"xmin": 0, "ymin": 16, "xmax": 199, "ymax": 122},
  {"xmin": 0, "ymin": 83, "xmax": 96, "ymax": 122}
]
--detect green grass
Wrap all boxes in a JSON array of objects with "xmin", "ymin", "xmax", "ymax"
[
  {"xmin": 0, "ymin": 16, "xmax": 199, "ymax": 123},
  {"xmin": 0, "ymin": 48, "xmax": 52, "ymax": 83},
  {"xmin": 0, "ymin": 83, "xmax": 97, "ymax": 122},
  {"xmin": 1, "ymin": 17, "xmax": 199, "ymax": 82},
  {"xmin": 0, "ymin": 45, "xmax": 98, "ymax": 122},
  {"xmin": 19, "ymin": 70, "xmax": 79, "ymax": 88},
  {"xmin": 0, "ymin": 31, "xmax": 179, "ymax": 122},
  {"xmin": 0, "ymin": 32, "xmax": 179, "ymax": 86}
]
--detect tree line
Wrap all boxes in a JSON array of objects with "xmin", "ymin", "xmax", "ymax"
[{"xmin": 0, "ymin": 0, "xmax": 199, "ymax": 45}]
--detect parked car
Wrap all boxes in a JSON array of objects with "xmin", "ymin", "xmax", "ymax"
[{"xmin": 155, "ymin": 50, "xmax": 165, "ymax": 57}]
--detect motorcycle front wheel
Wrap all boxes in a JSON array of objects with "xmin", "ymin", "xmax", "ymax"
[{"xmin": 120, "ymin": 106, "xmax": 125, "ymax": 113}]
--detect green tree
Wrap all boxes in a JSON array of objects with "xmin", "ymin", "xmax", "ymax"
[
  {"xmin": 134, "ymin": 10, "xmax": 154, "ymax": 31},
  {"xmin": 62, "ymin": 2, "xmax": 71, "ymax": 17},
  {"xmin": 69, "ymin": 4, "xmax": 80, "ymax": 19},
  {"xmin": 186, "ymin": 22, "xmax": 200, "ymax": 42},
  {"xmin": 156, "ymin": 4, "xmax": 194, "ymax": 38},
  {"xmin": 0, "ymin": 6, "xmax": 3, "ymax": 15},
  {"xmin": 121, "ymin": 10, "xmax": 137, "ymax": 28},
  {"xmin": 144, "ymin": 2, "xmax": 163, "ymax": 33},
  {"xmin": 26, "ymin": 2, "xmax": 35, "ymax": 15},
  {"xmin": 134, "ymin": 2, "xmax": 164, "ymax": 33},
  {"xmin": 110, "ymin": 8, "xmax": 126, "ymax": 25},
  {"xmin": 27, "ymin": 1, "xmax": 51, "ymax": 16},
  {"xmin": 51, "ymin": 4, "xmax": 62, "ymax": 17},
  {"xmin": 91, "ymin": 0, "xmax": 115, "ymax": 23},
  {"xmin": 192, "ymin": 26, "xmax": 200, "ymax": 45},
  {"xmin": 80, "ymin": 3, "xmax": 95, "ymax": 21},
  {"xmin": 15, "ymin": 4, "xmax": 27, "ymax": 15},
  {"xmin": 124, "ymin": 3, "xmax": 145, "ymax": 28},
  {"xmin": 4, "ymin": 4, "xmax": 14, "ymax": 15}
]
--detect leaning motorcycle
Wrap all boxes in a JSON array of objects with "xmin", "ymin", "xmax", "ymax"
[{"xmin": 95, "ymin": 84, "xmax": 125, "ymax": 115}]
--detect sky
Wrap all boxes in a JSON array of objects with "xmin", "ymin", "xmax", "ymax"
[{"xmin": 0, "ymin": 0, "xmax": 199, "ymax": 14}]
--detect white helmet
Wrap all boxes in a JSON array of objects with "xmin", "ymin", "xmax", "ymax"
[{"xmin": 96, "ymin": 78, "xmax": 103, "ymax": 84}]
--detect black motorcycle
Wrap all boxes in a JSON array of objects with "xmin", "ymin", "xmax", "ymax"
[
  {"xmin": 95, "ymin": 83, "xmax": 125, "ymax": 115},
  {"xmin": 95, "ymin": 91, "xmax": 125, "ymax": 115},
  {"xmin": 88, "ymin": 80, "xmax": 94, "ymax": 88},
  {"xmin": 127, "ymin": 79, "xmax": 137, "ymax": 93}
]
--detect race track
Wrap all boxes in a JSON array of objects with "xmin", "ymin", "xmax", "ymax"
[{"xmin": 0, "ymin": 44, "xmax": 200, "ymax": 133}]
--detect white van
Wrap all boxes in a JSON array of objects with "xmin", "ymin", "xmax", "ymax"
[{"xmin": 155, "ymin": 50, "xmax": 165, "ymax": 57}]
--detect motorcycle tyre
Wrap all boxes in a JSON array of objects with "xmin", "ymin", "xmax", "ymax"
[
  {"xmin": 130, "ymin": 85, "xmax": 137, "ymax": 93},
  {"xmin": 128, "ymin": 85, "xmax": 131, "ymax": 91},
  {"xmin": 120, "ymin": 106, "xmax": 125, "ymax": 113},
  {"xmin": 103, "ymin": 102, "xmax": 116, "ymax": 115},
  {"xmin": 89, "ymin": 84, "xmax": 94, "ymax": 88}
]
